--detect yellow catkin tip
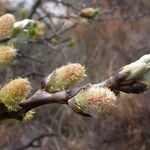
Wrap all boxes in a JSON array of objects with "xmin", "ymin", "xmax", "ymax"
[
  {"xmin": 0, "ymin": 77, "xmax": 31, "ymax": 111},
  {"xmin": 75, "ymin": 87, "xmax": 118, "ymax": 114},
  {"xmin": 0, "ymin": 14, "xmax": 16, "ymax": 38},
  {"xmin": 23, "ymin": 110, "xmax": 35, "ymax": 121},
  {"xmin": 0, "ymin": 44, "xmax": 16, "ymax": 69},
  {"xmin": 47, "ymin": 63, "xmax": 86, "ymax": 92}
]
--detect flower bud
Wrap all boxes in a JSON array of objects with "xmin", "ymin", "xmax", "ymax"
[
  {"xmin": 36, "ymin": 22, "xmax": 45, "ymax": 37},
  {"xmin": 13, "ymin": 19, "xmax": 35, "ymax": 36},
  {"xmin": 141, "ymin": 71, "xmax": 150, "ymax": 87},
  {"xmin": 44, "ymin": 63, "xmax": 86, "ymax": 92},
  {"xmin": 119, "ymin": 54, "xmax": 150, "ymax": 86},
  {"xmin": 0, "ymin": 44, "xmax": 16, "ymax": 69},
  {"xmin": 0, "ymin": 77, "xmax": 31, "ymax": 111},
  {"xmin": 68, "ymin": 87, "xmax": 118, "ymax": 115},
  {"xmin": 0, "ymin": 14, "xmax": 15, "ymax": 38},
  {"xmin": 80, "ymin": 8, "xmax": 100, "ymax": 19},
  {"xmin": 120, "ymin": 62, "xmax": 148, "ymax": 80},
  {"xmin": 139, "ymin": 54, "xmax": 150, "ymax": 64}
]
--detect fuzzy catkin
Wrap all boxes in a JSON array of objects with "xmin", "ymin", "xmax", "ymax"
[
  {"xmin": 0, "ymin": 77, "xmax": 31, "ymax": 111},
  {"xmin": 46, "ymin": 63, "xmax": 86, "ymax": 92},
  {"xmin": 0, "ymin": 14, "xmax": 15, "ymax": 38},
  {"xmin": 0, "ymin": 45, "xmax": 16, "ymax": 69},
  {"xmin": 71, "ymin": 87, "xmax": 118, "ymax": 114}
]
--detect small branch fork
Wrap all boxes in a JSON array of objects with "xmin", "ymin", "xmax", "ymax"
[
  {"xmin": 0, "ymin": 71, "xmax": 147, "ymax": 121},
  {"xmin": 0, "ymin": 85, "xmax": 83, "ymax": 121}
]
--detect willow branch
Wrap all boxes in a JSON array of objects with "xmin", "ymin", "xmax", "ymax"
[
  {"xmin": 0, "ymin": 87, "xmax": 83, "ymax": 121},
  {"xmin": 0, "ymin": 69, "xmax": 147, "ymax": 121}
]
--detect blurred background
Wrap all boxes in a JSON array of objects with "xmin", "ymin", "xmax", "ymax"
[{"xmin": 0, "ymin": 0, "xmax": 150, "ymax": 149}]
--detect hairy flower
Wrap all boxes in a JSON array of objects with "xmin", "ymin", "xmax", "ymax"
[
  {"xmin": 44, "ymin": 63, "xmax": 86, "ymax": 92},
  {"xmin": 0, "ymin": 14, "xmax": 15, "ymax": 38},
  {"xmin": 68, "ymin": 87, "xmax": 118, "ymax": 115},
  {"xmin": 0, "ymin": 78, "xmax": 31, "ymax": 111},
  {"xmin": 0, "ymin": 44, "xmax": 16, "ymax": 69}
]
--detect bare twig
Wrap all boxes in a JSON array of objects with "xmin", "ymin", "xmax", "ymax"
[
  {"xmin": 98, "ymin": 11, "xmax": 150, "ymax": 21},
  {"xmin": 28, "ymin": 0, "xmax": 42, "ymax": 19},
  {"xmin": 16, "ymin": 133, "xmax": 58, "ymax": 150},
  {"xmin": 17, "ymin": 51, "xmax": 46, "ymax": 64}
]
